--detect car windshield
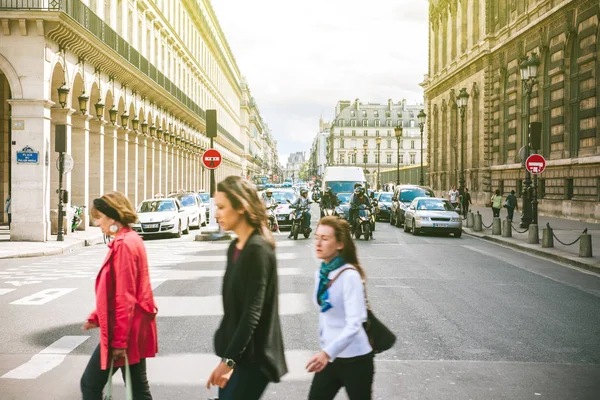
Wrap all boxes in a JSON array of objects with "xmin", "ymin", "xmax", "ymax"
[
  {"xmin": 272, "ymin": 191, "xmax": 296, "ymax": 203},
  {"xmin": 178, "ymin": 195, "xmax": 195, "ymax": 207},
  {"xmin": 138, "ymin": 200, "xmax": 176, "ymax": 213},
  {"xmin": 337, "ymin": 193, "xmax": 352, "ymax": 204},
  {"xmin": 326, "ymin": 181, "xmax": 362, "ymax": 194},
  {"xmin": 399, "ymin": 188, "xmax": 432, "ymax": 203},
  {"xmin": 198, "ymin": 193, "xmax": 210, "ymax": 203},
  {"xmin": 378, "ymin": 193, "xmax": 392, "ymax": 202},
  {"xmin": 416, "ymin": 199, "xmax": 454, "ymax": 211}
]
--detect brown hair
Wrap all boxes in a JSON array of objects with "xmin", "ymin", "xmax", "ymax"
[
  {"xmin": 317, "ymin": 216, "xmax": 366, "ymax": 281},
  {"xmin": 90, "ymin": 191, "xmax": 138, "ymax": 225},
  {"xmin": 217, "ymin": 176, "xmax": 275, "ymax": 248}
]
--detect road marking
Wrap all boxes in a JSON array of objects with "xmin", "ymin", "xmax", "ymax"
[
  {"xmin": 155, "ymin": 293, "xmax": 309, "ymax": 317},
  {"xmin": 0, "ymin": 288, "xmax": 16, "ymax": 295},
  {"xmin": 189, "ymin": 252, "xmax": 298, "ymax": 262},
  {"xmin": 156, "ymin": 267, "xmax": 303, "ymax": 281},
  {"xmin": 1, "ymin": 336, "xmax": 89, "ymax": 380},
  {"xmin": 10, "ymin": 288, "xmax": 76, "ymax": 305}
]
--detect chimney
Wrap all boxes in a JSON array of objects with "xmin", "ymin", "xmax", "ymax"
[
  {"xmin": 388, "ymin": 99, "xmax": 393, "ymax": 111},
  {"xmin": 355, "ymin": 98, "xmax": 360, "ymax": 110}
]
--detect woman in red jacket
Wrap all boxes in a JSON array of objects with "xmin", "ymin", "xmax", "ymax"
[{"xmin": 81, "ymin": 191, "xmax": 158, "ymax": 400}]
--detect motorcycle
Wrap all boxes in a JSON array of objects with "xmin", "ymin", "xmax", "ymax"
[
  {"xmin": 312, "ymin": 188, "xmax": 321, "ymax": 202},
  {"xmin": 287, "ymin": 200, "xmax": 311, "ymax": 240},
  {"xmin": 265, "ymin": 203, "xmax": 280, "ymax": 233},
  {"xmin": 70, "ymin": 205, "xmax": 86, "ymax": 232},
  {"xmin": 352, "ymin": 204, "xmax": 373, "ymax": 240}
]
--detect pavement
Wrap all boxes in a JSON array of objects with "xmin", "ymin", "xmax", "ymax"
[
  {"xmin": 0, "ymin": 225, "xmax": 105, "ymax": 259},
  {"xmin": 463, "ymin": 205, "xmax": 600, "ymax": 272}
]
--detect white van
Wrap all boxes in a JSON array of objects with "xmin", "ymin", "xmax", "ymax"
[{"xmin": 322, "ymin": 166, "xmax": 366, "ymax": 194}]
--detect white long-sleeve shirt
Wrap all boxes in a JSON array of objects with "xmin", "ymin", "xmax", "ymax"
[{"xmin": 313, "ymin": 265, "xmax": 373, "ymax": 361}]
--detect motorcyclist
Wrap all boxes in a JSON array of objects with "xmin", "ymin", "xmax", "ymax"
[
  {"xmin": 288, "ymin": 188, "xmax": 312, "ymax": 238},
  {"xmin": 263, "ymin": 189, "xmax": 278, "ymax": 230},
  {"xmin": 349, "ymin": 186, "xmax": 372, "ymax": 232},
  {"xmin": 320, "ymin": 187, "xmax": 339, "ymax": 216}
]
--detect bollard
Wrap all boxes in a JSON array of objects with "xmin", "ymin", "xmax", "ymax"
[
  {"xmin": 542, "ymin": 224, "xmax": 554, "ymax": 248},
  {"xmin": 466, "ymin": 212, "xmax": 474, "ymax": 228},
  {"xmin": 579, "ymin": 233, "xmax": 593, "ymax": 257},
  {"xmin": 502, "ymin": 219, "xmax": 512, "ymax": 237},
  {"xmin": 473, "ymin": 212, "xmax": 482, "ymax": 232},
  {"xmin": 492, "ymin": 217, "xmax": 501, "ymax": 235},
  {"xmin": 528, "ymin": 224, "xmax": 539, "ymax": 244}
]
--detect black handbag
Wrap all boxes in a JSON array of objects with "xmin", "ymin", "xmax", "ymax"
[{"xmin": 320, "ymin": 267, "xmax": 396, "ymax": 354}]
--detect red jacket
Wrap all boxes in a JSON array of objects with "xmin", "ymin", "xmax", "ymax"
[{"xmin": 88, "ymin": 227, "xmax": 158, "ymax": 370}]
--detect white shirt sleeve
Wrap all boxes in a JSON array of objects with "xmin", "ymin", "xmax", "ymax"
[{"xmin": 323, "ymin": 272, "xmax": 368, "ymax": 361}]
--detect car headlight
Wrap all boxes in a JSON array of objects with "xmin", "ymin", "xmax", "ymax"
[
  {"xmin": 451, "ymin": 217, "xmax": 461, "ymax": 222},
  {"xmin": 162, "ymin": 215, "xmax": 177, "ymax": 223},
  {"xmin": 415, "ymin": 216, "xmax": 430, "ymax": 221}
]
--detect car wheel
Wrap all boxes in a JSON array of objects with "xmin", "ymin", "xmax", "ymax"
[
  {"xmin": 175, "ymin": 222, "xmax": 182, "ymax": 238},
  {"xmin": 454, "ymin": 230, "xmax": 462, "ymax": 238},
  {"xmin": 412, "ymin": 220, "xmax": 419, "ymax": 236},
  {"xmin": 403, "ymin": 219, "xmax": 410, "ymax": 232},
  {"xmin": 395, "ymin": 213, "xmax": 402, "ymax": 228},
  {"xmin": 183, "ymin": 219, "xmax": 190, "ymax": 234},
  {"xmin": 389, "ymin": 213, "xmax": 395, "ymax": 225}
]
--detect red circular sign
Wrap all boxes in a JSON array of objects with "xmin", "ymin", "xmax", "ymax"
[
  {"xmin": 202, "ymin": 149, "xmax": 222, "ymax": 169},
  {"xmin": 525, "ymin": 154, "xmax": 546, "ymax": 174}
]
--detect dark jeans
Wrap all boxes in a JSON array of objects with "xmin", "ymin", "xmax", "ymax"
[
  {"xmin": 81, "ymin": 345, "xmax": 152, "ymax": 400},
  {"xmin": 304, "ymin": 211, "xmax": 311, "ymax": 229},
  {"xmin": 218, "ymin": 363, "xmax": 269, "ymax": 400},
  {"xmin": 308, "ymin": 353, "xmax": 374, "ymax": 400},
  {"xmin": 462, "ymin": 203, "xmax": 469, "ymax": 217},
  {"xmin": 507, "ymin": 206, "xmax": 516, "ymax": 221},
  {"xmin": 7, "ymin": 213, "xmax": 10, "ymax": 227},
  {"xmin": 492, "ymin": 207, "xmax": 501, "ymax": 218}
]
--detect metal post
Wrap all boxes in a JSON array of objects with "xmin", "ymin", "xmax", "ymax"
[
  {"xmin": 396, "ymin": 136, "xmax": 400, "ymax": 185},
  {"xmin": 209, "ymin": 137, "xmax": 216, "ymax": 197},
  {"xmin": 458, "ymin": 107, "xmax": 466, "ymax": 196},
  {"xmin": 521, "ymin": 84, "xmax": 534, "ymax": 228},
  {"xmin": 532, "ymin": 173, "xmax": 538, "ymax": 226},
  {"xmin": 57, "ymin": 153, "xmax": 65, "ymax": 241},
  {"xmin": 419, "ymin": 126, "xmax": 424, "ymax": 186},
  {"xmin": 377, "ymin": 143, "xmax": 381, "ymax": 191}
]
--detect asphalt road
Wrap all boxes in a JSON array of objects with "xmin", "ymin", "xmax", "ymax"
[{"xmin": 1, "ymin": 209, "xmax": 600, "ymax": 400}]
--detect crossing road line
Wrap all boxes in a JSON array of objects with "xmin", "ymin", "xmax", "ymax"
[
  {"xmin": 0, "ymin": 288, "xmax": 16, "ymax": 295},
  {"xmin": 189, "ymin": 253, "xmax": 298, "ymax": 262},
  {"xmin": 10, "ymin": 288, "xmax": 76, "ymax": 305},
  {"xmin": 1, "ymin": 336, "xmax": 89, "ymax": 380}
]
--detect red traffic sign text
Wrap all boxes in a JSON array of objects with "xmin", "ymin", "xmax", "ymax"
[
  {"xmin": 202, "ymin": 149, "xmax": 222, "ymax": 169},
  {"xmin": 525, "ymin": 154, "xmax": 546, "ymax": 174}
]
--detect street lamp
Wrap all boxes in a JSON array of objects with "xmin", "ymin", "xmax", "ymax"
[
  {"xmin": 94, "ymin": 100, "xmax": 105, "ymax": 120},
  {"xmin": 457, "ymin": 88, "xmax": 469, "ymax": 196},
  {"xmin": 376, "ymin": 134, "xmax": 382, "ymax": 190},
  {"xmin": 417, "ymin": 110, "xmax": 426, "ymax": 186},
  {"xmin": 353, "ymin": 147, "xmax": 358, "ymax": 165},
  {"xmin": 109, "ymin": 106, "xmax": 118, "ymax": 125},
  {"xmin": 519, "ymin": 52, "xmax": 540, "ymax": 228},
  {"xmin": 394, "ymin": 126, "xmax": 403, "ymax": 185},
  {"xmin": 363, "ymin": 142, "xmax": 368, "ymax": 189},
  {"xmin": 77, "ymin": 93, "xmax": 89, "ymax": 115},
  {"xmin": 57, "ymin": 83, "xmax": 70, "ymax": 109}
]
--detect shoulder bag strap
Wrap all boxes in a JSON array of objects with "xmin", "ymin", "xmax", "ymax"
[{"xmin": 319, "ymin": 267, "xmax": 371, "ymax": 311}]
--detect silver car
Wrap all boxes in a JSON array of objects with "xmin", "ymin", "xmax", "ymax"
[
  {"xmin": 132, "ymin": 198, "xmax": 190, "ymax": 238},
  {"xmin": 403, "ymin": 197, "xmax": 462, "ymax": 238}
]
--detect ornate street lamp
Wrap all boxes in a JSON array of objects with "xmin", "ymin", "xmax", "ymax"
[
  {"xmin": 77, "ymin": 93, "xmax": 89, "ymax": 115},
  {"xmin": 519, "ymin": 52, "xmax": 541, "ymax": 228},
  {"xmin": 157, "ymin": 127, "xmax": 163, "ymax": 140},
  {"xmin": 457, "ymin": 88, "xmax": 469, "ymax": 196},
  {"xmin": 363, "ymin": 142, "xmax": 368, "ymax": 189},
  {"xmin": 94, "ymin": 100, "xmax": 105, "ymax": 120},
  {"xmin": 394, "ymin": 126, "xmax": 403, "ymax": 185},
  {"xmin": 376, "ymin": 134, "xmax": 382, "ymax": 190},
  {"xmin": 353, "ymin": 147, "xmax": 358, "ymax": 165},
  {"xmin": 141, "ymin": 122, "xmax": 148, "ymax": 135},
  {"xmin": 57, "ymin": 84, "xmax": 70, "ymax": 109},
  {"xmin": 109, "ymin": 106, "xmax": 118, "ymax": 125},
  {"xmin": 131, "ymin": 115, "xmax": 140, "ymax": 132},
  {"xmin": 417, "ymin": 110, "xmax": 427, "ymax": 186},
  {"xmin": 120, "ymin": 112, "xmax": 129, "ymax": 128}
]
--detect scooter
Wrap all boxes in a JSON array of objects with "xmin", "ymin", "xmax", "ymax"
[
  {"xmin": 266, "ymin": 204, "xmax": 280, "ymax": 234},
  {"xmin": 70, "ymin": 205, "xmax": 86, "ymax": 232},
  {"xmin": 287, "ymin": 200, "xmax": 311, "ymax": 240},
  {"xmin": 352, "ymin": 204, "xmax": 373, "ymax": 240},
  {"xmin": 312, "ymin": 187, "xmax": 321, "ymax": 202}
]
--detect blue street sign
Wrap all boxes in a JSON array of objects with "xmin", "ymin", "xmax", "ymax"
[{"xmin": 16, "ymin": 145, "xmax": 40, "ymax": 164}]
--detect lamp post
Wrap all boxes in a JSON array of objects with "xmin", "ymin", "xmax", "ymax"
[
  {"xmin": 353, "ymin": 146, "xmax": 357, "ymax": 165},
  {"xmin": 457, "ymin": 88, "xmax": 469, "ymax": 196},
  {"xmin": 363, "ymin": 142, "xmax": 368, "ymax": 189},
  {"xmin": 519, "ymin": 52, "xmax": 540, "ymax": 228},
  {"xmin": 417, "ymin": 110, "xmax": 426, "ymax": 186},
  {"xmin": 394, "ymin": 126, "xmax": 403, "ymax": 185},
  {"xmin": 376, "ymin": 135, "xmax": 382, "ymax": 190}
]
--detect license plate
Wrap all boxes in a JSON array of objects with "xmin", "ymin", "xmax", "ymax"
[
  {"xmin": 144, "ymin": 224, "xmax": 159, "ymax": 228},
  {"xmin": 277, "ymin": 216, "xmax": 287, "ymax": 221},
  {"xmin": 433, "ymin": 223, "xmax": 448, "ymax": 228}
]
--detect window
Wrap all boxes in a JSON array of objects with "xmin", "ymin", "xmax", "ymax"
[
  {"xmin": 362, "ymin": 111, "xmax": 367, "ymax": 117},
  {"xmin": 400, "ymin": 154, "xmax": 404, "ymax": 164},
  {"xmin": 351, "ymin": 111, "xmax": 355, "ymax": 117},
  {"xmin": 375, "ymin": 120, "xmax": 380, "ymax": 127},
  {"xmin": 386, "ymin": 119, "xmax": 392, "ymax": 127},
  {"xmin": 386, "ymin": 111, "xmax": 391, "ymax": 117},
  {"xmin": 374, "ymin": 111, "xmax": 379, "ymax": 117},
  {"xmin": 397, "ymin": 112, "xmax": 403, "ymax": 118},
  {"xmin": 340, "ymin": 130, "xmax": 345, "ymax": 135},
  {"xmin": 410, "ymin": 120, "xmax": 415, "ymax": 128},
  {"xmin": 411, "ymin": 140, "xmax": 415, "ymax": 149},
  {"xmin": 364, "ymin": 130, "xmax": 368, "ymax": 136},
  {"xmin": 340, "ymin": 139, "xmax": 345, "ymax": 148},
  {"xmin": 362, "ymin": 119, "xmax": 368, "ymax": 127},
  {"xmin": 387, "ymin": 130, "xmax": 392, "ymax": 136},
  {"xmin": 397, "ymin": 120, "xmax": 402, "ymax": 127},
  {"xmin": 339, "ymin": 153, "xmax": 345, "ymax": 164},
  {"xmin": 387, "ymin": 139, "xmax": 392, "ymax": 149},
  {"xmin": 386, "ymin": 154, "xmax": 392, "ymax": 164},
  {"xmin": 351, "ymin": 120, "xmax": 356, "ymax": 127},
  {"xmin": 363, "ymin": 139, "xmax": 368, "ymax": 146},
  {"xmin": 352, "ymin": 130, "xmax": 356, "ymax": 136},
  {"xmin": 338, "ymin": 119, "xmax": 345, "ymax": 127},
  {"xmin": 410, "ymin": 153, "xmax": 416, "ymax": 164}
]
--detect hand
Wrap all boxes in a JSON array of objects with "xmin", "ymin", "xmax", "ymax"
[
  {"xmin": 306, "ymin": 351, "xmax": 330, "ymax": 373},
  {"xmin": 112, "ymin": 348, "xmax": 126, "ymax": 359},
  {"xmin": 81, "ymin": 321, "xmax": 98, "ymax": 331},
  {"xmin": 206, "ymin": 362, "xmax": 234, "ymax": 389}
]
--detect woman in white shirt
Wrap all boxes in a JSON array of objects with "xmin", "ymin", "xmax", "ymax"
[{"xmin": 306, "ymin": 216, "xmax": 373, "ymax": 400}]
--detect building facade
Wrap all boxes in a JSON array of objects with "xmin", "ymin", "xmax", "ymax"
[
  {"xmin": 422, "ymin": 0, "xmax": 600, "ymax": 221},
  {"xmin": 284, "ymin": 152, "xmax": 305, "ymax": 181},
  {"xmin": 308, "ymin": 117, "xmax": 330, "ymax": 179},
  {"xmin": 327, "ymin": 99, "xmax": 428, "ymax": 189},
  {"xmin": 0, "ymin": 0, "xmax": 274, "ymax": 241}
]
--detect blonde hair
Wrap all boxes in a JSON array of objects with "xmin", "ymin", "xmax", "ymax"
[
  {"xmin": 217, "ymin": 176, "xmax": 275, "ymax": 248},
  {"xmin": 90, "ymin": 191, "xmax": 138, "ymax": 225},
  {"xmin": 317, "ymin": 216, "xmax": 366, "ymax": 281}
]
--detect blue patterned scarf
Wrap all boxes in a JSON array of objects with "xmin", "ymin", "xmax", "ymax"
[{"xmin": 317, "ymin": 256, "xmax": 345, "ymax": 312}]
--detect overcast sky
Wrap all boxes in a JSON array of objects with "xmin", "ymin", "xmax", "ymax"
[{"xmin": 211, "ymin": 0, "xmax": 429, "ymax": 165}]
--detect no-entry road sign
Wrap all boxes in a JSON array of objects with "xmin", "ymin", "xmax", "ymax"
[
  {"xmin": 525, "ymin": 154, "xmax": 546, "ymax": 174},
  {"xmin": 202, "ymin": 149, "xmax": 222, "ymax": 169}
]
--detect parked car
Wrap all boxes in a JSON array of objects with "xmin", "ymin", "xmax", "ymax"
[
  {"xmin": 403, "ymin": 197, "xmax": 462, "ymax": 237},
  {"xmin": 169, "ymin": 192, "xmax": 206, "ymax": 229},
  {"xmin": 375, "ymin": 192, "xmax": 393, "ymax": 221},
  {"xmin": 197, "ymin": 191, "xmax": 211, "ymax": 222},
  {"xmin": 132, "ymin": 198, "xmax": 190, "ymax": 238},
  {"xmin": 270, "ymin": 189, "xmax": 298, "ymax": 230},
  {"xmin": 390, "ymin": 185, "xmax": 435, "ymax": 228}
]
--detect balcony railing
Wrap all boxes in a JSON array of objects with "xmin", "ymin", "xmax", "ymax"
[{"xmin": 0, "ymin": 0, "xmax": 243, "ymax": 151}]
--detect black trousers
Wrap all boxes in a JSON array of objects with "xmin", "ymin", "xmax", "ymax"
[
  {"xmin": 308, "ymin": 353, "xmax": 374, "ymax": 400},
  {"xmin": 218, "ymin": 363, "xmax": 269, "ymax": 400},
  {"xmin": 492, "ymin": 207, "xmax": 501, "ymax": 218},
  {"xmin": 81, "ymin": 345, "xmax": 153, "ymax": 400}
]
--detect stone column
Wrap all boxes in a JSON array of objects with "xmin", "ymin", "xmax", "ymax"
[
  {"xmin": 104, "ymin": 124, "xmax": 117, "ymax": 193},
  {"xmin": 117, "ymin": 127, "xmax": 128, "ymax": 196},
  {"xmin": 50, "ymin": 107, "xmax": 74, "ymax": 236},
  {"xmin": 89, "ymin": 119, "xmax": 105, "ymax": 201},
  {"xmin": 144, "ymin": 135, "xmax": 153, "ymax": 199},
  {"xmin": 128, "ymin": 132, "xmax": 138, "ymax": 205},
  {"xmin": 71, "ymin": 113, "xmax": 91, "ymax": 230},
  {"xmin": 163, "ymin": 142, "xmax": 169, "ymax": 195},
  {"xmin": 154, "ymin": 140, "xmax": 161, "ymax": 196},
  {"xmin": 8, "ymin": 99, "xmax": 54, "ymax": 241}
]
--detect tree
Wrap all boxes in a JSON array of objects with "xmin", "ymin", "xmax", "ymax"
[{"xmin": 298, "ymin": 162, "xmax": 310, "ymax": 181}]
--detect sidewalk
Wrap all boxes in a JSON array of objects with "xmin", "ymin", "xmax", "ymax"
[
  {"xmin": 0, "ymin": 225, "xmax": 105, "ymax": 259},
  {"xmin": 464, "ymin": 205, "xmax": 600, "ymax": 272}
]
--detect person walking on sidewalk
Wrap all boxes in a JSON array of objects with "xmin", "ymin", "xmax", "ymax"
[
  {"xmin": 81, "ymin": 191, "xmax": 158, "ymax": 400},
  {"xmin": 449, "ymin": 185, "xmax": 459, "ymax": 210},
  {"xmin": 208, "ymin": 176, "xmax": 288, "ymax": 399},
  {"xmin": 461, "ymin": 188, "xmax": 472, "ymax": 218},
  {"xmin": 4, "ymin": 193, "xmax": 11, "ymax": 228},
  {"xmin": 307, "ymin": 216, "xmax": 374, "ymax": 400},
  {"xmin": 505, "ymin": 190, "xmax": 519, "ymax": 221},
  {"xmin": 491, "ymin": 189, "xmax": 503, "ymax": 218}
]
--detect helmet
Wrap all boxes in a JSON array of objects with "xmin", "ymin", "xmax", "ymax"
[
  {"xmin": 300, "ymin": 188, "xmax": 308, "ymax": 196},
  {"xmin": 266, "ymin": 188, "xmax": 273, "ymax": 196},
  {"xmin": 357, "ymin": 187, "xmax": 365, "ymax": 196},
  {"xmin": 325, "ymin": 187, "xmax": 332, "ymax": 194}
]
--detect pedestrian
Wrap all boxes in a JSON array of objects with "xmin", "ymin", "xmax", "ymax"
[
  {"xmin": 4, "ymin": 193, "xmax": 11, "ymax": 228},
  {"xmin": 81, "ymin": 191, "xmax": 158, "ymax": 400},
  {"xmin": 448, "ymin": 185, "xmax": 459, "ymax": 209},
  {"xmin": 461, "ymin": 188, "xmax": 472, "ymax": 218},
  {"xmin": 307, "ymin": 216, "xmax": 374, "ymax": 400},
  {"xmin": 207, "ymin": 176, "xmax": 288, "ymax": 399},
  {"xmin": 505, "ymin": 189, "xmax": 518, "ymax": 221},
  {"xmin": 491, "ymin": 189, "xmax": 503, "ymax": 218}
]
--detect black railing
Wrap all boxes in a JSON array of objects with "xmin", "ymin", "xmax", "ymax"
[{"xmin": 1, "ymin": 0, "xmax": 244, "ymax": 150}]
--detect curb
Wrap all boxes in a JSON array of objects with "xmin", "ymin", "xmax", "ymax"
[
  {"xmin": 463, "ymin": 230, "xmax": 600, "ymax": 273},
  {"xmin": 0, "ymin": 234, "xmax": 104, "ymax": 259}
]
